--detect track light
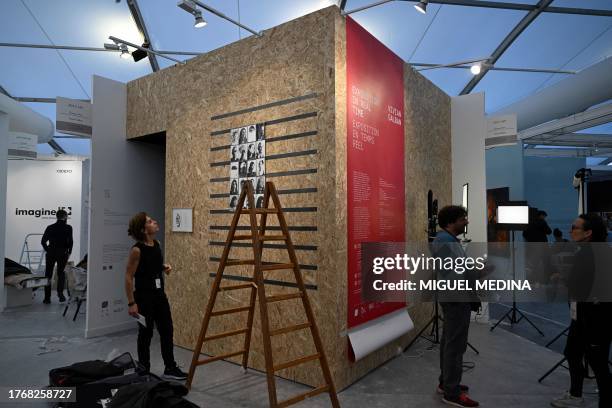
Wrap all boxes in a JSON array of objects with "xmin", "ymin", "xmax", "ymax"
[
  {"xmin": 194, "ymin": 10, "xmax": 207, "ymax": 28},
  {"xmin": 470, "ymin": 63, "xmax": 482, "ymax": 75},
  {"xmin": 178, "ymin": 0, "xmax": 207, "ymax": 29},
  {"xmin": 414, "ymin": 0, "xmax": 428, "ymax": 14},
  {"xmin": 119, "ymin": 44, "xmax": 131, "ymax": 59}
]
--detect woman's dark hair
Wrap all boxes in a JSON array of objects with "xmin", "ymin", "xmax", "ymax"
[
  {"xmin": 438, "ymin": 205, "xmax": 467, "ymax": 229},
  {"xmin": 56, "ymin": 209, "xmax": 68, "ymax": 220},
  {"xmin": 128, "ymin": 212, "xmax": 147, "ymax": 242},
  {"xmin": 579, "ymin": 213, "xmax": 608, "ymax": 242}
]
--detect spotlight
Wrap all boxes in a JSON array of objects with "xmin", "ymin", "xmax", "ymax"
[
  {"xmin": 194, "ymin": 10, "xmax": 207, "ymax": 28},
  {"xmin": 470, "ymin": 63, "xmax": 482, "ymax": 75},
  {"xmin": 414, "ymin": 0, "xmax": 428, "ymax": 14},
  {"xmin": 119, "ymin": 44, "xmax": 131, "ymax": 60}
]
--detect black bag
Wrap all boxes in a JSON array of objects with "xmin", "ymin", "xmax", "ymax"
[
  {"xmin": 49, "ymin": 352, "xmax": 155, "ymax": 408},
  {"xmin": 49, "ymin": 360, "xmax": 124, "ymax": 387},
  {"xmin": 108, "ymin": 381, "xmax": 199, "ymax": 408}
]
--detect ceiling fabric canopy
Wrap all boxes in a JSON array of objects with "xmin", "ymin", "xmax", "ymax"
[{"xmin": 0, "ymin": 0, "xmax": 610, "ymax": 156}]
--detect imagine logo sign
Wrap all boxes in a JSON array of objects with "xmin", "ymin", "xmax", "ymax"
[{"xmin": 14, "ymin": 206, "xmax": 73, "ymax": 219}]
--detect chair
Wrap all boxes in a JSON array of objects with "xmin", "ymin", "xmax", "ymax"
[{"xmin": 63, "ymin": 266, "xmax": 87, "ymax": 321}]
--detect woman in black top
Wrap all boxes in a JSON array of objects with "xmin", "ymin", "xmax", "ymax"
[{"xmin": 125, "ymin": 212, "xmax": 187, "ymax": 380}]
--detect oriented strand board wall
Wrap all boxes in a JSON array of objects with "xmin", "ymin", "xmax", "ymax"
[
  {"xmin": 126, "ymin": 6, "xmax": 451, "ymax": 391},
  {"xmin": 128, "ymin": 6, "xmax": 340, "ymax": 389}
]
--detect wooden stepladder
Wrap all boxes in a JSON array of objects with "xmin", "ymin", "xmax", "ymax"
[{"xmin": 186, "ymin": 181, "xmax": 340, "ymax": 408}]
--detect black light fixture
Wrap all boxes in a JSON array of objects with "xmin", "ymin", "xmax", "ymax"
[
  {"xmin": 414, "ymin": 0, "xmax": 428, "ymax": 14},
  {"xmin": 131, "ymin": 42, "xmax": 150, "ymax": 62}
]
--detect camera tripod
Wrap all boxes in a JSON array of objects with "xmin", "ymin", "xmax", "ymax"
[{"xmin": 490, "ymin": 231, "xmax": 544, "ymax": 336}]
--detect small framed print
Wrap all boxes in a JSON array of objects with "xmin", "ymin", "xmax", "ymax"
[{"xmin": 172, "ymin": 208, "xmax": 193, "ymax": 232}]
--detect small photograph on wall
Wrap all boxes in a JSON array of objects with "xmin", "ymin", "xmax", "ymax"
[
  {"xmin": 247, "ymin": 124, "xmax": 257, "ymax": 143},
  {"xmin": 238, "ymin": 161, "xmax": 248, "ymax": 178},
  {"xmin": 247, "ymin": 160, "xmax": 257, "ymax": 177},
  {"xmin": 238, "ymin": 144, "xmax": 248, "ymax": 162},
  {"xmin": 229, "ymin": 179, "xmax": 239, "ymax": 195},
  {"xmin": 255, "ymin": 194, "xmax": 264, "ymax": 208},
  {"xmin": 231, "ymin": 128, "xmax": 240, "ymax": 145},
  {"xmin": 255, "ymin": 176, "xmax": 265, "ymax": 194},
  {"xmin": 230, "ymin": 145, "xmax": 239, "ymax": 162},
  {"xmin": 256, "ymin": 159, "xmax": 265, "ymax": 176},
  {"xmin": 230, "ymin": 163, "xmax": 238, "ymax": 179},
  {"xmin": 238, "ymin": 127, "xmax": 248, "ymax": 144},
  {"xmin": 247, "ymin": 143, "xmax": 257, "ymax": 160},
  {"xmin": 256, "ymin": 124, "xmax": 265, "ymax": 141},
  {"xmin": 229, "ymin": 195, "xmax": 238, "ymax": 209},
  {"xmin": 255, "ymin": 141, "xmax": 265, "ymax": 159}
]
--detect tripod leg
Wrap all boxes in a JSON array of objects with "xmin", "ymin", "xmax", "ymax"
[
  {"xmin": 538, "ymin": 357, "xmax": 567, "ymax": 383},
  {"xmin": 404, "ymin": 316, "xmax": 436, "ymax": 352},
  {"xmin": 490, "ymin": 308, "xmax": 512, "ymax": 332},
  {"xmin": 516, "ymin": 309, "xmax": 545, "ymax": 337},
  {"xmin": 545, "ymin": 327, "xmax": 568, "ymax": 348}
]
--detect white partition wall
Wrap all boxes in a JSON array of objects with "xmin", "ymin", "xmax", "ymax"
[
  {"xmin": 86, "ymin": 76, "xmax": 165, "ymax": 338},
  {"xmin": 0, "ymin": 113, "xmax": 9, "ymax": 312},
  {"xmin": 451, "ymin": 93, "xmax": 487, "ymax": 243},
  {"xmin": 5, "ymin": 159, "xmax": 83, "ymax": 265}
]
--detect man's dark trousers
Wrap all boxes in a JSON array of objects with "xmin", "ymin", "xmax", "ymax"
[
  {"xmin": 44, "ymin": 249, "xmax": 69, "ymax": 301},
  {"xmin": 439, "ymin": 302, "xmax": 472, "ymax": 398}
]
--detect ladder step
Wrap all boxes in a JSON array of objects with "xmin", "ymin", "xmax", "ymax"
[
  {"xmin": 270, "ymin": 322, "xmax": 311, "ymax": 336},
  {"xmin": 232, "ymin": 234, "xmax": 288, "ymax": 241},
  {"xmin": 197, "ymin": 350, "xmax": 246, "ymax": 366},
  {"xmin": 266, "ymin": 293, "xmax": 302, "ymax": 303},
  {"xmin": 210, "ymin": 306, "xmax": 252, "ymax": 316},
  {"xmin": 274, "ymin": 353, "xmax": 320, "ymax": 372},
  {"xmin": 218, "ymin": 284, "xmax": 254, "ymax": 291},
  {"xmin": 277, "ymin": 385, "xmax": 330, "ymax": 408},
  {"xmin": 240, "ymin": 208, "xmax": 279, "ymax": 214},
  {"xmin": 225, "ymin": 259, "xmax": 255, "ymax": 266},
  {"xmin": 260, "ymin": 235, "xmax": 287, "ymax": 241},
  {"xmin": 204, "ymin": 328, "xmax": 248, "ymax": 342},
  {"xmin": 260, "ymin": 263, "xmax": 295, "ymax": 271}
]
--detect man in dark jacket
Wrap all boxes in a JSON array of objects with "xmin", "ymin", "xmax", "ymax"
[
  {"xmin": 523, "ymin": 210, "xmax": 552, "ymax": 242},
  {"xmin": 41, "ymin": 209, "xmax": 73, "ymax": 304}
]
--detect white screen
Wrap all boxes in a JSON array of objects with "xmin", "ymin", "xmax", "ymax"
[
  {"xmin": 497, "ymin": 206, "xmax": 529, "ymax": 224},
  {"xmin": 462, "ymin": 184, "xmax": 468, "ymax": 210}
]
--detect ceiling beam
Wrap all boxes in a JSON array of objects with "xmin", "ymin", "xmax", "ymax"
[
  {"xmin": 525, "ymin": 133, "xmax": 612, "ymax": 148},
  {"xmin": 127, "ymin": 0, "xmax": 159, "ymax": 72},
  {"xmin": 14, "ymin": 97, "xmax": 90, "ymax": 103},
  {"xmin": 523, "ymin": 147, "xmax": 612, "ymax": 158},
  {"xmin": 0, "ymin": 84, "xmax": 12, "ymax": 98},
  {"xmin": 344, "ymin": 0, "xmax": 612, "ymax": 16},
  {"xmin": 459, "ymin": 0, "xmax": 553, "ymax": 95},
  {"xmin": 47, "ymin": 139, "xmax": 66, "ymax": 155},
  {"xmin": 428, "ymin": 0, "xmax": 612, "ymax": 16},
  {"xmin": 598, "ymin": 158, "xmax": 612, "ymax": 165}
]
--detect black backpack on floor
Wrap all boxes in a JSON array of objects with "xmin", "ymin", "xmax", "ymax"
[{"xmin": 49, "ymin": 352, "xmax": 157, "ymax": 408}]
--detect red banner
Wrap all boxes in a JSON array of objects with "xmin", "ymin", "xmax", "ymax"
[{"xmin": 346, "ymin": 18, "xmax": 405, "ymax": 329}]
